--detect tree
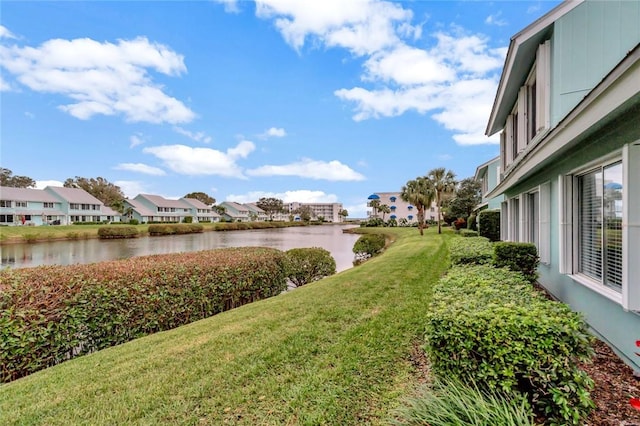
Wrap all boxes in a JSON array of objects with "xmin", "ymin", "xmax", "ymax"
[
  {"xmin": 378, "ymin": 204, "xmax": 391, "ymax": 222},
  {"xmin": 256, "ymin": 197, "xmax": 284, "ymax": 221},
  {"xmin": 294, "ymin": 205, "xmax": 314, "ymax": 222},
  {"xmin": 446, "ymin": 177, "xmax": 482, "ymax": 221},
  {"xmin": 426, "ymin": 168, "xmax": 457, "ymax": 234},
  {"xmin": 213, "ymin": 205, "xmax": 226, "ymax": 216},
  {"xmin": 369, "ymin": 199, "xmax": 381, "ymax": 218},
  {"xmin": 64, "ymin": 176, "xmax": 124, "ymax": 207},
  {"xmin": 401, "ymin": 176, "xmax": 434, "ymax": 236},
  {"xmin": 1, "ymin": 168, "xmax": 36, "ymax": 188},
  {"xmin": 339, "ymin": 209, "xmax": 349, "ymax": 222},
  {"xmin": 183, "ymin": 192, "xmax": 215, "ymax": 206}
]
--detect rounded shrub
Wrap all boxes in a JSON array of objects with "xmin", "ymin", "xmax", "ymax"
[
  {"xmin": 285, "ymin": 247, "xmax": 336, "ymax": 287},
  {"xmin": 97, "ymin": 226, "xmax": 139, "ymax": 239},
  {"xmin": 352, "ymin": 233, "xmax": 386, "ymax": 257}
]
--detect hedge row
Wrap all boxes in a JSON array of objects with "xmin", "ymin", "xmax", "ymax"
[
  {"xmin": 213, "ymin": 221, "xmax": 305, "ymax": 231},
  {"xmin": 97, "ymin": 225, "xmax": 139, "ymax": 239},
  {"xmin": 425, "ymin": 264, "xmax": 594, "ymax": 424},
  {"xmin": 148, "ymin": 223, "xmax": 204, "ymax": 235},
  {"xmin": 448, "ymin": 236, "xmax": 493, "ymax": 265},
  {"xmin": 0, "ymin": 247, "xmax": 288, "ymax": 383}
]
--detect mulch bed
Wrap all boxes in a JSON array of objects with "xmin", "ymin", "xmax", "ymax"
[{"xmin": 409, "ymin": 340, "xmax": 640, "ymax": 425}]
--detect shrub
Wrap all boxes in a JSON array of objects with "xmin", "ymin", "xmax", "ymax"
[
  {"xmin": 460, "ymin": 229, "xmax": 478, "ymax": 237},
  {"xmin": 425, "ymin": 265, "xmax": 595, "ymax": 425},
  {"xmin": 392, "ymin": 377, "xmax": 534, "ymax": 426},
  {"xmin": 182, "ymin": 216, "xmax": 193, "ymax": 223},
  {"xmin": 448, "ymin": 237, "xmax": 493, "ymax": 265},
  {"xmin": 454, "ymin": 217, "xmax": 466, "ymax": 230},
  {"xmin": 148, "ymin": 223, "xmax": 203, "ymax": 236},
  {"xmin": 467, "ymin": 213, "xmax": 478, "ymax": 231},
  {"xmin": 478, "ymin": 209, "xmax": 500, "ymax": 242},
  {"xmin": 128, "ymin": 219, "xmax": 139, "ymax": 225},
  {"xmin": 493, "ymin": 242, "xmax": 539, "ymax": 283},
  {"xmin": 285, "ymin": 247, "xmax": 336, "ymax": 287},
  {"xmin": 0, "ymin": 247, "xmax": 288, "ymax": 383},
  {"xmin": 97, "ymin": 226, "xmax": 139, "ymax": 239},
  {"xmin": 352, "ymin": 233, "xmax": 386, "ymax": 257}
]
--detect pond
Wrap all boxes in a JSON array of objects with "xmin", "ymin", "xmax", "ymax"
[{"xmin": 0, "ymin": 225, "xmax": 361, "ymax": 272}]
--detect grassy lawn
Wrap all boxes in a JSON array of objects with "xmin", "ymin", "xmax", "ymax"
[{"xmin": 0, "ymin": 227, "xmax": 451, "ymax": 425}]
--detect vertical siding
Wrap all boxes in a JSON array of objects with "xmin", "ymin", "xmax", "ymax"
[{"xmin": 551, "ymin": 0, "xmax": 640, "ymax": 126}]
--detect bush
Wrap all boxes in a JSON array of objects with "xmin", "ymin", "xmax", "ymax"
[
  {"xmin": 0, "ymin": 247, "xmax": 288, "ymax": 383},
  {"xmin": 148, "ymin": 223, "xmax": 203, "ymax": 235},
  {"xmin": 448, "ymin": 237, "xmax": 493, "ymax": 265},
  {"xmin": 454, "ymin": 217, "xmax": 466, "ymax": 230},
  {"xmin": 285, "ymin": 247, "xmax": 337, "ymax": 287},
  {"xmin": 478, "ymin": 209, "xmax": 500, "ymax": 242},
  {"xmin": 352, "ymin": 233, "xmax": 386, "ymax": 257},
  {"xmin": 425, "ymin": 265, "xmax": 595, "ymax": 425},
  {"xmin": 460, "ymin": 229, "xmax": 478, "ymax": 237},
  {"xmin": 493, "ymin": 242, "xmax": 539, "ymax": 283},
  {"xmin": 97, "ymin": 226, "xmax": 139, "ymax": 239},
  {"xmin": 182, "ymin": 216, "xmax": 193, "ymax": 223},
  {"xmin": 128, "ymin": 219, "xmax": 139, "ymax": 225},
  {"xmin": 392, "ymin": 377, "xmax": 534, "ymax": 426},
  {"xmin": 467, "ymin": 213, "xmax": 478, "ymax": 231}
]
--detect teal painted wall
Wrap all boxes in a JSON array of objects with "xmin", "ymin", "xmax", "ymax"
[
  {"xmin": 551, "ymin": 0, "xmax": 640, "ymax": 126},
  {"xmin": 503, "ymin": 108, "xmax": 640, "ymax": 372},
  {"xmin": 486, "ymin": 159, "xmax": 504, "ymax": 210}
]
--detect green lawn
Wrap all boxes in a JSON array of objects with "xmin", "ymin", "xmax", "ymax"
[{"xmin": 0, "ymin": 227, "xmax": 451, "ymax": 425}]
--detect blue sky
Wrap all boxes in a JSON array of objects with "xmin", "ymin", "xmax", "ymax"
[{"xmin": 1, "ymin": 0, "xmax": 561, "ymax": 217}]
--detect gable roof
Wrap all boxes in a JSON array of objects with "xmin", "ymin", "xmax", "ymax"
[
  {"xmin": 486, "ymin": 0, "xmax": 585, "ymax": 136},
  {"xmin": 474, "ymin": 156, "xmax": 500, "ymax": 180},
  {"xmin": 0, "ymin": 186, "xmax": 60, "ymax": 203},
  {"xmin": 124, "ymin": 198, "xmax": 156, "ymax": 216},
  {"xmin": 45, "ymin": 186, "xmax": 103, "ymax": 204},
  {"xmin": 181, "ymin": 197, "xmax": 211, "ymax": 209},
  {"xmin": 136, "ymin": 194, "xmax": 190, "ymax": 209}
]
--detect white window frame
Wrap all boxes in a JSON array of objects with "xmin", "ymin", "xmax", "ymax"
[{"xmin": 559, "ymin": 145, "xmax": 639, "ymax": 310}]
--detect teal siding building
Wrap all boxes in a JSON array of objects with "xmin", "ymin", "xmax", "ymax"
[{"xmin": 486, "ymin": 0, "xmax": 640, "ymax": 372}]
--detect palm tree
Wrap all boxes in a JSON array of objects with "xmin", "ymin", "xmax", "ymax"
[
  {"xmin": 401, "ymin": 176, "xmax": 434, "ymax": 235},
  {"xmin": 378, "ymin": 204, "xmax": 391, "ymax": 222},
  {"xmin": 338, "ymin": 209, "xmax": 349, "ymax": 222},
  {"xmin": 369, "ymin": 199, "xmax": 381, "ymax": 218},
  {"xmin": 427, "ymin": 167, "xmax": 457, "ymax": 234}
]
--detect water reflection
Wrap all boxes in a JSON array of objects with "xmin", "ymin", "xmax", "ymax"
[{"xmin": 1, "ymin": 225, "xmax": 361, "ymax": 272}]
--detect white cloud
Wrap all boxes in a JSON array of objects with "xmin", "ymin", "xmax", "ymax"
[
  {"xmin": 247, "ymin": 158, "xmax": 365, "ymax": 181},
  {"xmin": 129, "ymin": 133, "xmax": 145, "ymax": 148},
  {"xmin": 213, "ymin": 0, "xmax": 240, "ymax": 14},
  {"xmin": 255, "ymin": 0, "xmax": 418, "ymax": 56},
  {"xmin": 143, "ymin": 140, "xmax": 255, "ymax": 178},
  {"xmin": 344, "ymin": 201, "xmax": 369, "ymax": 218},
  {"xmin": 485, "ymin": 12, "xmax": 507, "ymax": 27},
  {"xmin": 226, "ymin": 189, "xmax": 338, "ymax": 204},
  {"xmin": 0, "ymin": 26, "xmax": 16, "ymax": 39},
  {"xmin": 260, "ymin": 127, "xmax": 287, "ymax": 138},
  {"xmin": 35, "ymin": 180, "xmax": 64, "ymax": 189},
  {"xmin": 173, "ymin": 126, "xmax": 212, "ymax": 143},
  {"xmin": 0, "ymin": 36, "xmax": 195, "ymax": 124},
  {"xmin": 0, "ymin": 75, "xmax": 11, "ymax": 91},
  {"xmin": 114, "ymin": 163, "xmax": 166, "ymax": 176},
  {"xmin": 114, "ymin": 180, "xmax": 149, "ymax": 198},
  {"xmin": 256, "ymin": 1, "xmax": 506, "ymax": 146}
]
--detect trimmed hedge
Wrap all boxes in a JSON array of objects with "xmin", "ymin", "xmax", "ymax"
[
  {"xmin": 459, "ymin": 229, "xmax": 479, "ymax": 237},
  {"xmin": 478, "ymin": 209, "xmax": 500, "ymax": 242},
  {"xmin": 285, "ymin": 247, "xmax": 336, "ymax": 287},
  {"xmin": 494, "ymin": 242, "xmax": 539, "ymax": 283},
  {"xmin": 148, "ymin": 223, "xmax": 204, "ymax": 235},
  {"xmin": 97, "ymin": 225, "xmax": 139, "ymax": 239},
  {"xmin": 448, "ymin": 236, "xmax": 493, "ymax": 265},
  {"xmin": 425, "ymin": 265, "xmax": 594, "ymax": 424},
  {"xmin": 0, "ymin": 247, "xmax": 288, "ymax": 383}
]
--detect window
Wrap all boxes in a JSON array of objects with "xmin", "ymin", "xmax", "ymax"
[
  {"xmin": 0, "ymin": 214, "xmax": 14, "ymax": 222},
  {"xmin": 0, "ymin": 200, "xmax": 11, "ymax": 207},
  {"xmin": 44, "ymin": 202, "xmax": 54, "ymax": 208},
  {"xmin": 577, "ymin": 161, "xmax": 623, "ymax": 291},
  {"xmin": 15, "ymin": 201, "xmax": 27, "ymax": 208},
  {"xmin": 70, "ymin": 203, "xmax": 80, "ymax": 210},
  {"xmin": 500, "ymin": 40, "xmax": 550, "ymax": 170}
]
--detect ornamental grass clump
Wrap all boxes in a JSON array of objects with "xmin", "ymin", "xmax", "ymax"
[
  {"xmin": 285, "ymin": 247, "xmax": 336, "ymax": 287},
  {"xmin": 448, "ymin": 236, "xmax": 493, "ymax": 265},
  {"xmin": 148, "ymin": 223, "xmax": 203, "ymax": 235},
  {"xmin": 425, "ymin": 264, "xmax": 595, "ymax": 425},
  {"xmin": 0, "ymin": 247, "xmax": 287, "ymax": 383},
  {"xmin": 392, "ymin": 377, "xmax": 534, "ymax": 426}
]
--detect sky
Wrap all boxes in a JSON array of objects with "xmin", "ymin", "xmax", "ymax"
[{"xmin": 0, "ymin": 0, "xmax": 562, "ymax": 218}]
